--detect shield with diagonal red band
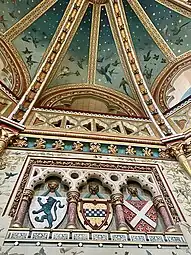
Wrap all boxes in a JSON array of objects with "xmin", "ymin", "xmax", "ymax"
[
  {"xmin": 77, "ymin": 199, "xmax": 113, "ymax": 230},
  {"xmin": 123, "ymin": 200, "xmax": 158, "ymax": 232}
]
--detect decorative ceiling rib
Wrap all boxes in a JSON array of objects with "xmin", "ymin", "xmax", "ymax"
[
  {"xmin": 0, "ymin": 0, "xmax": 190, "ymax": 126},
  {"xmin": 12, "ymin": 0, "xmax": 70, "ymax": 79},
  {"xmin": 127, "ymin": 0, "xmax": 175, "ymax": 61},
  {"xmin": 138, "ymin": 0, "xmax": 191, "ymax": 56},
  {"xmin": 48, "ymin": 4, "xmax": 92, "ymax": 87},
  {"xmin": 156, "ymin": 0, "xmax": 191, "ymax": 17},
  {"xmin": 3, "ymin": 0, "xmax": 57, "ymax": 41}
]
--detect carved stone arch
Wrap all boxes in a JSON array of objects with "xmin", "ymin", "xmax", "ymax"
[
  {"xmin": 76, "ymin": 170, "xmax": 116, "ymax": 193},
  {"xmin": 36, "ymin": 84, "xmax": 146, "ymax": 117},
  {"xmin": 123, "ymin": 173, "xmax": 160, "ymax": 197},
  {"xmin": 152, "ymin": 53, "xmax": 191, "ymax": 112},
  {"xmin": 0, "ymin": 38, "xmax": 30, "ymax": 98},
  {"xmin": 26, "ymin": 168, "xmax": 73, "ymax": 190}
]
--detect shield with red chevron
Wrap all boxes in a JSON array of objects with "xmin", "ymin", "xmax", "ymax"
[{"xmin": 123, "ymin": 200, "xmax": 158, "ymax": 232}]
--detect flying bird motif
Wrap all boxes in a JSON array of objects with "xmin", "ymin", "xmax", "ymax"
[
  {"xmin": 161, "ymin": 58, "xmax": 167, "ymax": 63},
  {"xmin": 22, "ymin": 47, "xmax": 33, "ymax": 54},
  {"xmin": 119, "ymin": 77, "xmax": 129, "ymax": 95},
  {"xmin": 68, "ymin": 56, "xmax": 75, "ymax": 62},
  {"xmin": 26, "ymin": 55, "xmax": 38, "ymax": 69},
  {"xmin": 171, "ymin": 21, "xmax": 191, "ymax": 35},
  {"xmin": 22, "ymin": 35, "xmax": 31, "ymax": 43},
  {"xmin": 112, "ymin": 60, "xmax": 120, "ymax": 66},
  {"xmin": 77, "ymin": 58, "xmax": 84, "ymax": 69},
  {"xmin": 153, "ymin": 54, "xmax": 159, "ymax": 60},
  {"xmin": 0, "ymin": 15, "xmax": 7, "ymax": 28},
  {"xmin": 109, "ymin": 69, "xmax": 118, "ymax": 76},
  {"xmin": 174, "ymin": 37, "xmax": 183, "ymax": 45},
  {"xmin": 143, "ymin": 50, "xmax": 152, "ymax": 61},
  {"xmin": 97, "ymin": 63, "xmax": 112, "ymax": 84},
  {"xmin": 97, "ymin": 56, "xmax": 104, "ymax": 63},
  {"xmin": 9, "ymin": 10, "xmax": 17, "ymax": 19},
  {"xmin": 5, "ymin": 172, "xmax": 18, "ymax": 180}
]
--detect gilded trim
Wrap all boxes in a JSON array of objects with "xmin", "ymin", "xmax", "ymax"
[
  {"xmin": 87, "ymin": 4, "xmax": 100, "ymax": 84},
  {"xmin": 157, "ymin": 0, "xmax": 191, "ymax": 18},
  {"xmin": 127, "ymin": 0, "xmax": 176, "ymax": 61},
  {"xmin": 4, "ymin": 0, "xmax": 57, "ymax": 41}
]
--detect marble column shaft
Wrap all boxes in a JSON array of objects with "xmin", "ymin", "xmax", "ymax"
[
  {"xmin": 12, "ymin": 189, "xmax": 33, "ymax": 228},
  {"xmin": 111, "ymin": 193, "xmax": 128, "ymax": 231},
  {"xmin": 153, "ymin": 195, "xmax": 176, "ymax": 232},
  {"xmin": 66, "ymin": 190, "xmax": 80, "ymax": 229}
]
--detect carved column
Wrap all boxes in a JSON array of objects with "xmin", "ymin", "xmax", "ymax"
[
  {"xmin": 153, "ymin": 195, "xmax": 176, "ymax": 232},
  {"xmin": 169, "ymin": 142, "xmax": 191, "ymax": 177},
  {"xmin": 111, "ymin": 193, "xmax": 128, "ymax": 231},
  {"xmin": 0, "ymin": 117, "xmax": 24, "ymax": 169},
  {"xmin": 12, "ymin": 189, "xmax": 34, "ymax": 228},
  {"xmin": 66, "ymin": 190, "xmax": 80, "ymax": 229}
]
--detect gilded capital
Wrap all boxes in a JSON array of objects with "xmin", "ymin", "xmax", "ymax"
[
  {"xmin": 153, "ymin": 195, "xmax": 165, "ymax": 209},
  {"xmin": 23, "ymin": 189, "xmax": 34, "ymax": 201},
  {"xmin": 111, "ymin": 193, "xmax": 123, "ymax": 205},
  {"xmin": 0, "ymin": 127, "xmax": 16, "ymax": 154},
  {"xmin": 168, "ymin": 142, "xmax": 186, "ymax": 158},
  {"xmin": 67, "ymin": 190, "xmax": 80, "ymax": 203}
]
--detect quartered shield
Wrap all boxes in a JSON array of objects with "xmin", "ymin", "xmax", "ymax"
[
  {"xmin": 29, "ymin": 196, "xmax": 67, "ymax": 229},
  {"xmin": 123, "ymin": 200, "xmax": 158, "ymax": 232},
  {"xmin": 77, "ymin": 199, "xmax": 113, "ymax": 230}
]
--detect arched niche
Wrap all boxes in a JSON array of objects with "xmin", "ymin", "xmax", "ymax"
[
  {"xmin": 23, "ymin": 176, "xmax": 69, "ymax": 229},
  {"xmin": 121, "ymin": 181, "xmax": 165, "ymax": 232},
  {"xmin": 35, "ymin": 84, "xmax": 146, "ymax": 117},
  {"xmin": 79, "ymin": 178, "xmax": 111, "ymax": 199}
]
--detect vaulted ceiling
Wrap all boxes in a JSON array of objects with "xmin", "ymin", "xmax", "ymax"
[{"xmin": 0, "ymin": 0, "xmax": 191, "ymax": 116}]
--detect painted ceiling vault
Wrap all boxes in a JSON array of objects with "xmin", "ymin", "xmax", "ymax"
[{"xmin": 0, "ymin": 0, "xmax": 191, "ymax": 115}]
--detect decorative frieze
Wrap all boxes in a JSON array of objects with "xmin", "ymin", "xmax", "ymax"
[
  {"xmin": 10, "ymin": 136, "xmax": 166, "ymax": 159},
  {"xmin": 6, "ymin": 229, "xmax": 187, "ymax": 246}
]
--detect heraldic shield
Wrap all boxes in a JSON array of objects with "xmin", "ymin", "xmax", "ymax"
[
  {"xmin": 77, "ymin": 199, "xmax": 113, "ymax": 230},
  {"xmin": 123, "ymin": 200, "xmax": 158, "ymax": 232},
  {"xmin": 29, "ymin": 196, "xmax": 67, "ymax": 229}
]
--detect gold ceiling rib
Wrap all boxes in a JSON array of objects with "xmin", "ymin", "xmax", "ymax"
[
  {"xmin": 44, "ymin": 1, "xmax": 89, "ymax": 88},
  {"xmin": 37, "ymin": 0, "xmax": 79, "ymax": 73},
  {"xmin": 8, "ymin": 0, "xmax": 87, "ymax": 124},
  {"xmin": 127, "ymin": 0, "xmax": 176, "ymax": 61},
  {"xmin": 87, "ymin": 4, "xmax": 100, "ymax": 84},
  {"xmin": 3, "ymin": 0, "xmax": 57, "ymax": 41},
  {"xmin": 105, "ymin": 3, "xmax": 141, "ymax": 102},
  {"xmin": 157, "ymin": 0, "xmax": 191, "ymax": 18},
  {"xmin": 0, "ymin": 39, "xmax": 31, "ymax": 94},
  {"xmin": 108, "ymin": 0, "xmax": 176, "ymax": 136}
]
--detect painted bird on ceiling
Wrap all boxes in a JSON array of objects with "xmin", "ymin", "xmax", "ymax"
[{"xmin": 97, "ymin": 63, "xmax": 112, "ymax": 84}]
